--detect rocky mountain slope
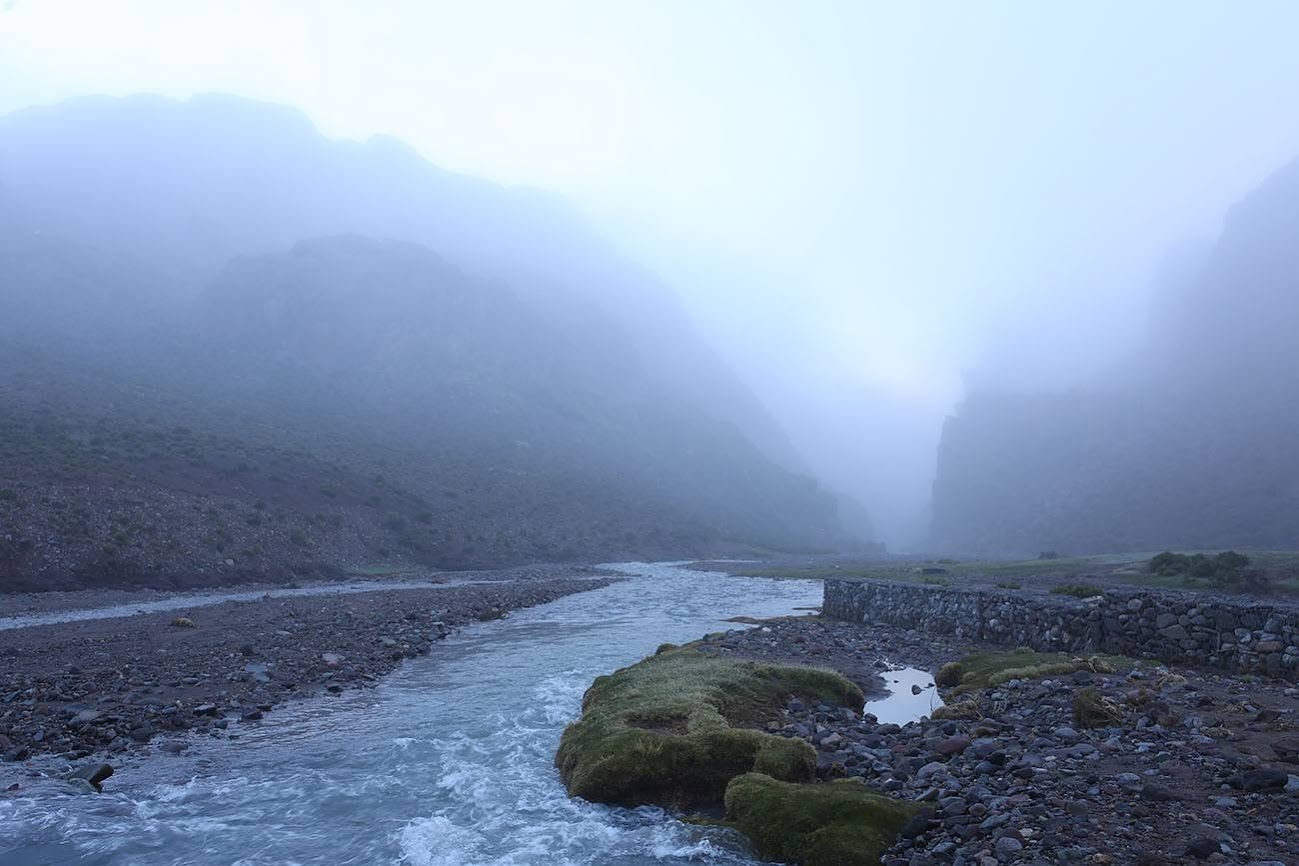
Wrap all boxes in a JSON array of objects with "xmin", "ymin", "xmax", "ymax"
[
  {"xmin": 0, "ymin": 95, "xmax": 866, "ymax": 590},
  {"xmin": 929, "ymin": 157, "xmax": 1299, "ymax": 555}
]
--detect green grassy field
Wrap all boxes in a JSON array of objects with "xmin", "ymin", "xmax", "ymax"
[
  {"xmin": 740, "ymin": 554, "xmax": 1139, "ymax": 582},
  {"xmin": 741, "ymin": 550, "xmax": 1299, "ymax": 595}
]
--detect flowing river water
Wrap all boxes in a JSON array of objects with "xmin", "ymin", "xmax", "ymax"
[{"xmin": 0, "ymin": 562, "xmax": 927, "ymax": 866}]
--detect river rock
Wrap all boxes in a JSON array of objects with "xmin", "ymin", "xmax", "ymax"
[
  {"xmin": 68, "ymin": 762, "xmax": 114, "ymax": 790},
  {"xmin": 1233, "ymin": 768, "xmax": 1288, "ymax": 791},
  {"xmin": 1186, "ymin": 838, "xmax": 1221, "ymax": 858}
]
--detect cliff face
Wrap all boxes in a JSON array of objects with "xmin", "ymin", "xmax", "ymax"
[
  {"xmin": 0, "ymin": 96, "xmax": 864, "ymax": 590},
  {"xmin": 929, "ymin": 159, "xmax": 1299, "ymax": 556}
]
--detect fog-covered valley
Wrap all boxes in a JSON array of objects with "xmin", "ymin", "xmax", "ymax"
[
  {"xmin": 0, "ymin": 94, "xmax": 870, "ymax": 590},
  {"xmin": 6, "ymin": 6, "xmax": 1299, "ymax": 866},
  {"xmin": 931, "ymin": 155, "xmax": 1299, "ymax": 555}
]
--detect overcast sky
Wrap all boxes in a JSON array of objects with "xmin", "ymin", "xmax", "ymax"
[{"xmin": 4, "ymin": 0, "xmax": 1299, "ymax": 544}]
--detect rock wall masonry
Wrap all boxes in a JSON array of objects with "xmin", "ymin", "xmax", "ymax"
[{"xmin": 822, "ymin": 579, "xmax": 1299, "ymax": 679}]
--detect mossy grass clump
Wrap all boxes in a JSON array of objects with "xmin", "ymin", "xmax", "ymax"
[
  {"xmin": 1050, "ymin": 583, "xmax": 1105, "ymax": 598},
  {"xmin": 934, "ymin": 649, "xmax": 1125, "ymax": 694},
  {"xmin": 930, "ymin": 699, "xmax": 981, "ymax": 720},
  {"xmin": 555, "ymin": 647, "xmax": 863, "ymax": 809},
  {"xmin": 1072, "ymin": 686, "xmax": 1123, "ymax": 728},
  {"xmin": 724, "ymin": 773, "xmax": 918, "ymax": 866}
]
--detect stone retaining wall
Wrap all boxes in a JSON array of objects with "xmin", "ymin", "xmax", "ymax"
[{"xmin": 822, "ymin": 579, "xmax": 1299, "ymax": 679}]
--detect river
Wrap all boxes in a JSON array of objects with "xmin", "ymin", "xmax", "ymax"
[{"xmin": 0, "ymin": 562, "xmax": 925, "ymax": 866}]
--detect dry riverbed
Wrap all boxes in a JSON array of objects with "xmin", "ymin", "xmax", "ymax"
[
  {"xmin": 0, "ymin": 566, "xmax": 613, "ymax": 768},
  {"xmin": 697, "ymin": 616, "xmax": 1299, "ymax": 865}
]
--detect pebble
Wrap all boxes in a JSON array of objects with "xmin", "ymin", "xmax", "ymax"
[
  {"xmin": 708, "ymin": 611, "xmax": 1299, "ymax": 865},
  {"xmin": 0, "ymin": 573, "xmax": 608, "ymax": 760}
]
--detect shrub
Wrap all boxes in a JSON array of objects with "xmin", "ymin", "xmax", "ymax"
[
  {"xmin": 288, "ymin": 528, "xmax": 309, "ymax": 547},
  {"xmin": 995, "ymin": 581, "xmax": 1021, "ymax": 590},
  {"xmin": 1149, "ymin": 551, "xmax": 1254, "ymax": 586},
  {"xmin": 1039, "ymin": 550, "xmax": 1061, "ymax": 560},
  {"xmin": 934, "ymin": 662, "xmax": 967, "ymax": 688}
]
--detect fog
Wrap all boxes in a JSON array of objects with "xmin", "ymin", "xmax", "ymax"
[{"xmin": 4, "ymin": 1, "xmax": 1299, "ymax": 553}]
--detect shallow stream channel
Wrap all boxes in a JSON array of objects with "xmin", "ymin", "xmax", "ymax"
[{"xmin": 0, "ymin": 562, "xmax": 931, "ymax": 866}]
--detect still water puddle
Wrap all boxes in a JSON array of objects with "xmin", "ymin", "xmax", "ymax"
[{"xmin": 864, "ymin": 665, "xmax": 938, "ymax": 726}]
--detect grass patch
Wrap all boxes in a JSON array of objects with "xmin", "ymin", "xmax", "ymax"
[
  {"xmin": 934, "ymin": 649, "xmax": 1125, "ymax": 694},
  {"xmin": 930, "ymin": 699, "xmax": 980, "ymax": 720},
  {"xmin": 1072, "ymin": 686, "xmax": 1123, "ymax": 729},
  {"xmin": 741, "ymin": 551, "xmax": 1299, "ymax": 596},
  {"xmin": 1050, "ymin": 583, "xmax": 1104, "ymax": 598},
  {"xmin": 555, "ymin": 647, "xmax": 863, "ymax": 809},
  {"xmin": 724, "ymin": 774, "xmax": 917, "ymax": 866},
  {"xmin": 742, "ymin": 553, "xmax": 1145, "ymax": 584}
]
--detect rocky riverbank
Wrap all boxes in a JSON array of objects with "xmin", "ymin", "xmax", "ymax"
[
  {"xmin": 0, "ymin": 566, "xmax": 612, "ymax": 765},
  {"xmin": 698, "ymin": 615, "xmax": 1299, "ymax": 865}
]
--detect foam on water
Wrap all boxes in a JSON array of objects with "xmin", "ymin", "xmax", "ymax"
[{"xmin": 394, "ymin": 670, "xmax": 742, "ymax": 866}]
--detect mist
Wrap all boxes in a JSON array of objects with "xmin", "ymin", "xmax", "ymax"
[
  {"xmin": 11, "ymin": 6, "xmax": 1299, "ymax": 865},
  {"xmin": 4, "ymin": 0, "xmax": 1299, "ymax": 556}
]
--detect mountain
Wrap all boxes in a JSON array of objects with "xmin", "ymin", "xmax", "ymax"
[
  {"xmin": 0, "ymin": 93, "xmax": 807, "ymax": 472},
  {"xmin": 929, "ymin": 157, "xmax": 1299, "ymax": 556},
  {"xmin": 0, "ymin": 94, "xmax": 866, "ymax": 590}
]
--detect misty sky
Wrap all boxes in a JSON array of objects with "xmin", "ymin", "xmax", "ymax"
[{"xmin": 5, "ymin": 0, "xmax": 1299, "ymax": 545}]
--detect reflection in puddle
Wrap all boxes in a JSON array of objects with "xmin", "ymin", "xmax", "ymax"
[{"xmin": 864, "ymin": 666, "xmax": 938, "ymax": 726}]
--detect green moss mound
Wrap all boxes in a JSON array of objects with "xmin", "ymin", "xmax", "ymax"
[
  {"xmin": 555, "ymin": 648, "xmax": 864, "ymax": 809},
  {"xmin": 724, "ymin": 773, "xmax": 917, "ymax": 866},
  {"xmin": 935, "ymin": 649, "xmax": 1126, "ymax": 693}
]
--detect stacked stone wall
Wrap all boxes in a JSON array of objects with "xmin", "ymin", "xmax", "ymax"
[{"xmin": 823, "ymin": 579, "xmax": 1299, "ymax": 678}]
